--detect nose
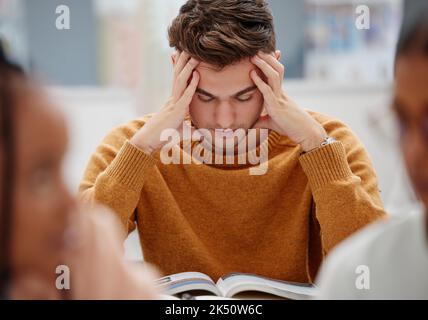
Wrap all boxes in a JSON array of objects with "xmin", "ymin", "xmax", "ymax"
[{"xmin": 215, "ymin": 101, "xmax": 234, "ymax": 129}]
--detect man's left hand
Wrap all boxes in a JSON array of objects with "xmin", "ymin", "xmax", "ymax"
[{"xmin": 251, "ymin": 51, "xmax": 328, "ymax": 153}]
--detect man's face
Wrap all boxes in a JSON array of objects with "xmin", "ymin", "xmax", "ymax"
[
  {"xmin": 189, "ymin": 58, "xmax": 266, "ymax": 150},
  {"xmin": 394, "ymin": 54, "xmax": 428, "ymax": 209}
]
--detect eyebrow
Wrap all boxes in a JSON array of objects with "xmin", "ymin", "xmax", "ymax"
[{"xmin": 196, "ymin": 85, "xmax": 257, "ymax": 99}]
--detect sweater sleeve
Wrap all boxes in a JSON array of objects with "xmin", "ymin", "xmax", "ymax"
[
  {"xmin": 78, "ymin": 119, "xmax": 157, "ymax": 234},
  {"xmin": 299, "ymin": 115, "xmax": 387, "ymax": 254}
]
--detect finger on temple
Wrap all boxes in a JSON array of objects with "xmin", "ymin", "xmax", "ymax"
[
  {"xmin": 174, "ymin": 51, "xmax": 190, "ymax": 77},
  {"xmin": 253, "ymin": 73, "xmax": 279, "ymax": 112},
  {"xmin": 177, "ymin": 71, "xmax": 199, "ymax": 107},
  {"xmin": 252, "ymin": 55, "xmax": 282, "ymax": 94},
  {"xmin": 174, "ymin": 59, "xmax": 199, "ymax": 98},
  {"xmin": 257, "ymin": 52, "xmax": 285, "ymax": 85}
]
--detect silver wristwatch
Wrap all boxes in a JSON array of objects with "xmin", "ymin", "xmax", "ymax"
[
  {"xmin": 320, "ymin": 136, "xmax": 336, "ymax": 147},
  {"xmin": 302, "ymin": 136, "xmax": 336, "ymax": 154}
]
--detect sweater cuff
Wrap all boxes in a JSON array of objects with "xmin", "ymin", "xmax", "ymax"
[
  {"xmin": 299, "ymin": 141, "xmax": 353, "ymax": 191},
  {"xmin": 104, "ymin": 140, "xmax": 157, "ymax": 189}
]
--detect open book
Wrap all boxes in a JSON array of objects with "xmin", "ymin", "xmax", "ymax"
[{"xmin": 156, "ymin": 272, "xmax": 317, "ymax": 300}]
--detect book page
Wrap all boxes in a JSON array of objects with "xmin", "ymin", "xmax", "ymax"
[
  {"xmin": 193, "ymin": 296, "xmax": 236, "ymax": 300},
  {"xmin": 156, "ymin": 272, "xmax": 221, "ymax": 296},
  {"xmin": 216, "ymin": 273, "xmax": 318, "ymax": 299}
]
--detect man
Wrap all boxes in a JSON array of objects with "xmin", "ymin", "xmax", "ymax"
[
  {"xmin": 79, "ymin": 0, "xmax": 385, "ymax": 283},
  {"xmin": 316, "ymin": 6, "xmax": 428, "ymax": 299}
]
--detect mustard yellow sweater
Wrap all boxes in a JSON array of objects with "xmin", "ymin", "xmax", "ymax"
[{"xmin": 79, "ymin": 111, "xmax": 386, "ymax": 283}]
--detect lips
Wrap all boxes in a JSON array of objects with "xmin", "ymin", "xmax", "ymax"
[
  {"xmin": 216, "ymin": 128, "xmax": 236, "ymax": 139},
  {"xmin": 223, "ymin": 129, "xmax": 235, "ymax": 139}
]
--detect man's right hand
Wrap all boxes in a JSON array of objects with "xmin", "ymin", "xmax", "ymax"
[{"xmin": 130, "ymin": 51, "xmax": 200, "ymax": 155}]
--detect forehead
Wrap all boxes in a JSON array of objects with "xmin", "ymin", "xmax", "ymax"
[
  {"xmin": 395, "ymin": 55, "xmax": 428, "ymax": 112},
  {"xmin": 196, "ymin": 58, "xmax": 259, "ymax": 94}
]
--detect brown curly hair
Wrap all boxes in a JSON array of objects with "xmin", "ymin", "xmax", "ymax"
[{"xmin": 168, "ymin": 0, "xmax": 276, "ymax": 68}]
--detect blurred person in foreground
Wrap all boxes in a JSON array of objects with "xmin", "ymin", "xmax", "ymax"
[
  {"xmin": 80, "ymin": 0, "xmax": 386, "ymax": 283},
  {"xmin": 316, "ymin": 7, "xmax": 428, "ymax": 299},
  {"xmin": 0, "ymin": 44, "xmax": 159, "ymax": 300}
]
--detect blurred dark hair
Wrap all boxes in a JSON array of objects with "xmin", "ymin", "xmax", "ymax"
[
  {"xmin": 0, "ymin": 40, "xmax": 24, "ymax": 299},
  {"xmin": 396, "ymin": 4, "xmax": 428, "ymax": 59}
]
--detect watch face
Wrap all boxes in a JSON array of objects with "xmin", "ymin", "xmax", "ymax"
[{"xmin": 321, "ymin": 137, "xmax": 335, "ymax": 146}]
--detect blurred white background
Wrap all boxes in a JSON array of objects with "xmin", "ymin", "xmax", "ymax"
[{"xmin": 1, "ymin": 0, "xmax": 423, "ymax": 259}]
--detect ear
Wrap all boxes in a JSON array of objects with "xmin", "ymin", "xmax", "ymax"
[{"xmin": 275, "ymin": 50, "xmax": 281, "ymax": 61}]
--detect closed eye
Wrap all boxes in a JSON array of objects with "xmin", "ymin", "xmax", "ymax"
[
  {"xmin": 236, "ymin": 95, "xmax": 253, "ymax": 102},
  {"xmin": 198, "ymin": 95, "xmax": 214, "ymax": 103}
]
